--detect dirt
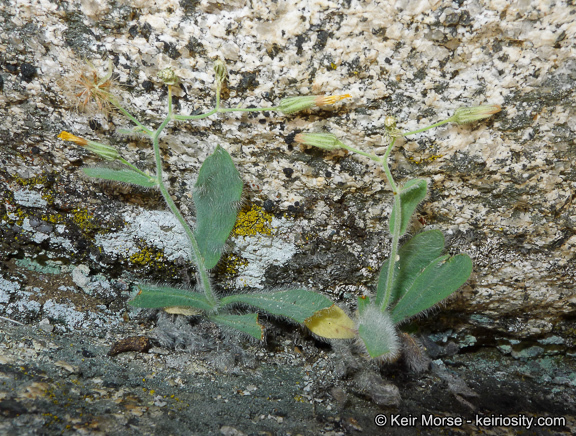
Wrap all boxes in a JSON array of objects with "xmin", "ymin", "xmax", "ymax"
[{"xmin": 0, "ymin": 316, "xmax": 574, "ymax": 436}]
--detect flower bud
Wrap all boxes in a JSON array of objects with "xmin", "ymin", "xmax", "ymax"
[
  {"xmin": 450, "ymin": 104, "xmax": 502, "ymax": 124},
  {"xmin": 58, "ymin": 131, "xmax": 119, "ymax": 161},
  {"xmin": 58, "ymin": 131, "xmax": 88, "ymax": 146},
  {"xmin": 384, "ymin": 116, "xmax": 397, "ymax": 129},
  {"xmin": 294, "ymin": 132, "xmax": 342, "ymax": 151},
  {"xmin": 279, "ymin": 94, "xmax": 351, "ymax": 115},
  {"xmin": 213, "ymin": 59, "xmax": 227, "ymax": 84},
  {"xmin": 384, "ymin": 115, "xmax": 402, "ymax": 138},
  {"xmin": 84, "ymin": 140, "xmax": 120, "ymax": 161},
  {"xmin": 157, "ymin": 67, "xmax": 179, "ymax": 86}
]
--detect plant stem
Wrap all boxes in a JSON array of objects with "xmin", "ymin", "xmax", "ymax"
[
  {"xmin": 337, "ymin": 136, "xmax": 401, "ymax": 310},
  {"xmin": 218, "ymin": 106, "xmax": 279, "ymax": 113},
  {"xmin": 173, "ymin": 105, "xmax": 279, "ymax": 121},
  {"xmin": 118, "ymin": 158, "xmax": 156, "ymax": 180},
  {"xmin": 112, "ymin": 102, "xmax": 154, "ymax": 136},
  {"xmin": 403, "ymin": 119, "xmax": 452, "ymax": 136},
  {"xmin": 377, "ymin": 137, "xmax": 401, "ymax": 311},
  {"xmin": 152, "ymin": 86, "xmax": 218, "ymax": 307},
  {"xmin": 340, "ymin": 143, "xmax": 380, "ymax": 162},
  {"xmin": 173, "ymin": 109, "xmax": 218, "ymax": 121},
  {"xmin": 0, "ymin": 315, "xmax": 25, "ymax": 326}
]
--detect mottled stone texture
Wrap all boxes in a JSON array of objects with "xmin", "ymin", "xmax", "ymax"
[{"xmin": 1, "ymin": 0, "xmax": 575, "ymax": 344}]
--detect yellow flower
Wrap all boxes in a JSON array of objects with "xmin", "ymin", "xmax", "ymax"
[
  {"xmin": 58, "ymin": 131, "xmax": 119, "ymax": 161},
  {"xmin": 58, "ymin": 131, "xmax": 88, "ymax": 146},
  {"xmin": 314, "ymin": 94, "xmax": 352, "ymax": 106}
]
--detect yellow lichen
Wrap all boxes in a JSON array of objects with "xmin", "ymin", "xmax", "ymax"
[
  {"xmin": 129, "ymin": 246, "xmax": 165, "ymax": 267},
  {"xmin": 232, "ymin": 204, "xmax": 273, "ymax": 237},
  {"xmin": 219, "ymin": 253, "xmax": 249, "ymax": 276},
  {"xmin": 408, "ymin": 154, "xmax": 444, "ymax": 164}
]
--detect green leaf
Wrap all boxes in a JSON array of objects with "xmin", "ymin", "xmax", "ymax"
[
  {"xmin": 220, "ymin": 289, "xmax": 333, "ymax": 323},
  {"xmin": 128, "ymin": 285, "xmax": 214, "ymax": 311},
  {"xmin": 389, "ymin": 178, "xmax": 427, "ymax": 235},
  {"xmin": 210, "ymin": 313, "xmax": 264, "ymax": 340},
  {"xmin": 358, "ymin": 325, "xmax": 398, "ymax": 359},
  {"xmin": 357, "ymin": 306, "xmax": 399, "ymax": 359},
  {"xmin": 82, "ymin": 167, "xmax": 157, "ymax": 188},
  {"xmin": 193, "ymin": 145, "xmax": 243, "ymax": 269},
  {"xmin": 390, "ymin": 253, "xmax": 473, "ymax": 325},
  {"xmin": 357, "ymin": 295, "xmax": 370, "ymax": 315},
  {"xmin": 377, "ymin": 230, "xmax": 445, "ymax": 308}
]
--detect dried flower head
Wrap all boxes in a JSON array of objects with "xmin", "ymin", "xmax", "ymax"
[{"xmin": 60, "ymin": 59, "xmax": 120, "ymax": 115}]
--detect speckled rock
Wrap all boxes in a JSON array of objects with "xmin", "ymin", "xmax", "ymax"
[{"xmin": 1, "ymin": 0, "xmax": 576, "ymax": 433}]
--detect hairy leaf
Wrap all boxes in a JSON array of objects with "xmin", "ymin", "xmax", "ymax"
[
  {"xmin": 193, "ymin": 145, "xmax": 243, "ymax": 269},
  {"xmin": 210, "ymin": 313, "xmax": 264, "ymax": 340},
  {"xmin": 220, "ymin": 289, "xmax": 333, "ymax": 323},
  {"xmin": 128, "ymin": 285, "xmax": 214, "ymax": 311},
  {"xmin": 389, "ymin": 178, "xmax": 427, "ymax": 236},
  {"xmin": 304, "ymin": 304, "xmax": 356, "ymax": 339},
  {"xmin": 390, "ymin": 253, "xmax": 473, "ymax": 324},
  {"xmin": 377, "ymin": 230, "xmax": 445, "ymax": 308},
  {"xmin": 82, "ymin": 167, "xmax": 157, "ymax": 188},
  {"xmin": 357, "ymin": 295, "xmax": 370, "ymax": 315},
  {"xmin": 357, "ymin": 306, "xmax": 399, "ymax": 359}
]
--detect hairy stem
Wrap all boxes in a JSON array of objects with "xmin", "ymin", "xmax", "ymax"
[
  {"xmin": 152, "ymin": 87, "xmax": 218, "ymax": 307},
  {"xmin": 112, "ymin": 102, "xmax": 154, "ymax": 136},
  {"xmin": 403, "ymin": 119, "xmax": 451, "ymax": 136},
  {"xmin": 118, "ymin": 158, "xmax": 156, "ymax": 180},
  {"xmin": 377, "ymin": 137, "xmax": 400, "ymax": 311}
]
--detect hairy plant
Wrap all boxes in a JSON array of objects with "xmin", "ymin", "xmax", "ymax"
[
  {"xmin": 58, "ymin": 60, "xmax": 352, "ymax": 340},
  {"xmin": 295, "ymin": 105, "xmax": 501, "ymax": 360},
  {"xmin": 58, "ymin": 58, "xmax": 500, "ymax": 361}
]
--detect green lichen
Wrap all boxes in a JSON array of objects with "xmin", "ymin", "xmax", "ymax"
[{"xmin": 15, "ymin": 258, "xmax": 62, "ymax": 275}]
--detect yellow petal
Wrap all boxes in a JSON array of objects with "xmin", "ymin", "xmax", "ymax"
[
  {"xmin": 304, "ymin": 304, "xmax": 356, "ymax": 339},
  {"xmin": 58, "ymin": 131, "xmax": 88, "ymax": 146}
]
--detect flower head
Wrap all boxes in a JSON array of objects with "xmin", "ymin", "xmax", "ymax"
[
  {"xmin": 63, "ymin": 59, "xmax": 120, "ymax": 115},
  {"xmin": 58, "ymin": 131, "xmax": 88, "ymax": 146},
  {"xmin": 384, "ymin": 115, "xmax": 402, "ymax": 138},
  {"xmin": 314, "ymin": 94, "xmax": 352, "ymax": 107},
  {"xmin": 279, "ymin": 94, "xmax": 351, "ymax": 115},
  {"xmin": 294, "ymin": 132, "xmax": 342, "ymax": 151},
  {"xmin": 213, "ymin": 59, "xmax": 227, "ymax": 85},
  {"xmin": 450, "ymin": 104, "xmax": 502, "ymax": 125},
  {"xmin": 157, "ymin": 67, "xmax": 179, "ymax": 86},
  {"xmin": 58, "ymin": 131, "xmax": 119, "ymax": 161}
]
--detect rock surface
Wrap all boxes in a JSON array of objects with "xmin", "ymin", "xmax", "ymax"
[{"xmin": 1, "ymin": 0, "xmax": 575, "ymax": 434}]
